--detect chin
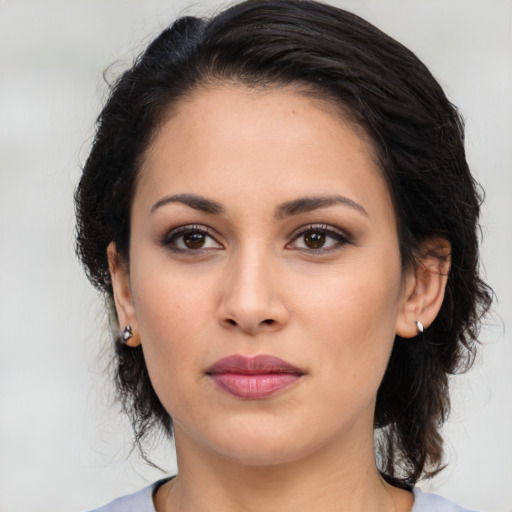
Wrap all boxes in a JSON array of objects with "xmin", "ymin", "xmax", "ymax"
[{"xmin": 199, "ymin": 422, "xmax": 330, "ymax": 468}]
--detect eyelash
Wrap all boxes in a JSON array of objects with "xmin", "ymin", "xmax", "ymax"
[
  {"xmin": 160, "ymin": 223, "xmax": 352, "ymax": 254},
  {"xmin": 160, "ymin": 224, "xmax": 220, "ymax": 253},
  {"xmin": 287, "ymin": 224, "xmax": 352, "ymax": 253}
]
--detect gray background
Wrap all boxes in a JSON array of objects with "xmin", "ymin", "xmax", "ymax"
[{"xmin": 0, "ymin": 1, "xmax": 511, "ymax": 511}]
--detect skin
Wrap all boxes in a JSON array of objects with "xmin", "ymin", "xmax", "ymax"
[{"xmin": 109, "ymin": 85, "xmax": 449, "ymax": 512}]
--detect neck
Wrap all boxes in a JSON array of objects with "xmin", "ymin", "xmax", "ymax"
[{"xmin": 158, "ymin": 426, "xmax": 410, "ymax": 512}]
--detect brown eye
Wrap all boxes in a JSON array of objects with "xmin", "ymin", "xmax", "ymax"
[
  {"xmin": 303, "ymin": 231, "xmax": 326, "ymax": 248},
  {"xmin": 288, "ymin": 224, "xmax": 351, "ymax": 252},
  {"xmin": 163, "ymin": 225, "xmax": 222, "ymax": 252},
  {"xmin": 183, "ymin": 232, "xmax": 206, "ymax": 249}
]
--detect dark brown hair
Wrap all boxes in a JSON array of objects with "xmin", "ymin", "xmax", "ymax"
[{"xmin": 75, "ymin": 0, "xmax": 492, "ymax": 488}]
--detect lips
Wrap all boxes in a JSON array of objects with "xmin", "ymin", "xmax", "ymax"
[{"xmin": 206, "ymin": 354, "xmax": 304, "ymax": 399}]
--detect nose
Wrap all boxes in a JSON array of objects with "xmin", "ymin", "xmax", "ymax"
[{"xmin": 217, "ymin": 248, "xmax": 290, "ymax": 335}]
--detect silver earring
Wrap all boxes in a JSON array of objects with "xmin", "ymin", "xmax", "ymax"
[
  {"xmin": 416, "ymin": 320, "xmax": 424, "ymax": 334},
  {"xmin": 121, "ymin": 324, "xmax": 133, "ymax": 343}
]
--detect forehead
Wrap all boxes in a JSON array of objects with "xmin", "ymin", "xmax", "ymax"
[{"xmin": 136, "ymin": 84, "xmax": 393, "ymax": 222}]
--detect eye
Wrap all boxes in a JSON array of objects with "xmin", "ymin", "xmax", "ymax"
[
  {"xmin": 288, "ymin": 224, "xmax": 350, "ymax": 251},
  {"xmin": 162, "ymin": 225, "xmax": 222, "ymax": 252}
]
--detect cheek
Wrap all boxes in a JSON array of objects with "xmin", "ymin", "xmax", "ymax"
[
  {"xmin": 130, "ymin": 265, "xmax": 216, "ymax": 391},
  {"xmin": 293, "ymin": 257, "xmax": 403, "ymax": 380},
  {"xmin": 131, "ymin": 247, "xmax": 214, "ymax": 332}
]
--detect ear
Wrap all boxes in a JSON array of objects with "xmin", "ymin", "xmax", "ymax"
[
  {"xmin": 107, "ymin": 242, "xmax": 141, "ymax": 347},
  {"xmin": 395, "ymin": 237, "xmax": 451, "ymax": 338}
]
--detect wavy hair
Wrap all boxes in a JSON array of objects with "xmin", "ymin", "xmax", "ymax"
[{"xmin": 75, "ymin": 0, "xmax": 492, "ymax": 488}]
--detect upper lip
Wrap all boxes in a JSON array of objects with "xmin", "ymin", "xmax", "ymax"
[{"xmin": 207, "ymin": 354, "xmax": 305, "ymax": 375}]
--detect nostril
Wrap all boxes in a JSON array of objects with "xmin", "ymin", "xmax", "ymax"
[{"xmin": 222, "ymin": 318, "xmax": 277, "ymax": 330}]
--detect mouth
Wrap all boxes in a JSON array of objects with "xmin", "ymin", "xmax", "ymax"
[{"xmin": 206, "ymin": 354, "xmax": 305, "ymax": 399}]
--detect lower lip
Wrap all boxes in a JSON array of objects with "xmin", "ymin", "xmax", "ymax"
[{"xmin": 210, "ymin": 373, "xmax": 301, "ymax": 399}]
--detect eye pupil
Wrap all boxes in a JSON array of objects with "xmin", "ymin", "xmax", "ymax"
[
  {"xmin": 184, "ymin": 232, "xmax": 206, "ymax": 248},
  {"xmin": 304, "ymin": 231, "xmax": 326, "ymax": 248}
]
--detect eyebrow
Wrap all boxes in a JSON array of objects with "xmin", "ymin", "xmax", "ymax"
[
  {"xmin": 150, "ymin": 193, "xmax": 367, "ymax": 218},
  {"xmin": 275, "ymin": 195, "xmax": 368, "ymax": 219},
  {"xmin": 151, "ymin": 193, "xmax": 225, "ymax": 215}
]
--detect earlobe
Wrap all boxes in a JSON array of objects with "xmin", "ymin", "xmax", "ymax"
[
  {"xmin": 107, "ymin": 242, "xmax": 141, "ymax": 347},
  {"xmin": 395, "ymin": 238, "xmax": 451, "ymax": 339}
]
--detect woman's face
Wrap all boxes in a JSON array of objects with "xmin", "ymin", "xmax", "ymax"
[{"xmin": 112, "ymin": 85, "xmax": 416, "ymax": 466}]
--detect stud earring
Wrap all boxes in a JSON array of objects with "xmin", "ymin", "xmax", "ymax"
[
  {"xmin": 415, "ymin": 320, "xmax": 424, "ymax": 334},
  {"xmin": 121, "ymin": 324, "xmax": 133, "ymax": 343}
]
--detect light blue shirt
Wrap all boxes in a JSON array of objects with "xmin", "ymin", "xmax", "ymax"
[{"xmin": 89, "ymin": 479, "xmax": 479, "ymax": 512}]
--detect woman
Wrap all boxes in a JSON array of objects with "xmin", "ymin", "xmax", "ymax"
[{"xmin": 75, "ymin": 1, "xmax": 492, "ymax": 510}]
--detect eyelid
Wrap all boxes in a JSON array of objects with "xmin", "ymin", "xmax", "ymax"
[
  {"xmin": 160, "ymin": 224, "xmax": 223, "ymax": 250},
  {"xmin": 286, "ymin": 223, "xmax": 353, "ymax": 250}
]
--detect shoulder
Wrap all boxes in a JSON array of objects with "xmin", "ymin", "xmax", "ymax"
[
  {"xmin": 412, "ymin": 488, "xmax": 480, "ymax": 512},
  {"xmin": 87, "ymin": 481, "xmax": 479, "ymax": 512},
  {"xmin": 87, "ymin": 479, "xmax": 170, "ymax": 512}
]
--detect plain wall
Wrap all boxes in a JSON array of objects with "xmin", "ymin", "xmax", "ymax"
[{"xmin": 0, "ymin": 1, "xmax": 511, "ymax": 511}]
